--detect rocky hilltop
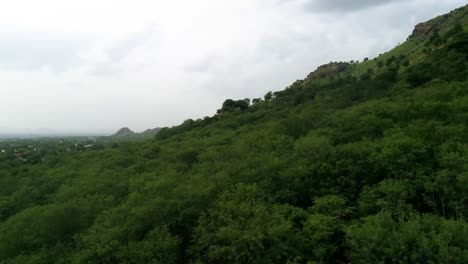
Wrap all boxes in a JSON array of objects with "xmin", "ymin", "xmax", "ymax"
[{"xmin": 305, "ymin": 62, "xmax": 349, "ymax": 81}]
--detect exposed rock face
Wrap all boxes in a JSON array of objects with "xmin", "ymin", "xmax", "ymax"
[
  {"xmin": 411, "ymin": 22, "xmax": 434, "ymax": 39},
  {"xmin": 305, "ymin": 62, "xmax": 349, "ymax": 81}
]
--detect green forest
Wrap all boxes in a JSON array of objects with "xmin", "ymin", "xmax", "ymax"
[{"xmin": 0, "ymin": 5, "xmax": 467, "ymax": 264}]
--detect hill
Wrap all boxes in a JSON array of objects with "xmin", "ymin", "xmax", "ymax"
[
  {"xmin": 99, "ymin": 127, "xmax": 162, "ymax": 143},
  {"xmin": 112, "ymin": 127, "xmax": 135, "ymax": 137},
  {"xmin": 0, "ymin": 5, "xmax": 467, "ymax": 263}
]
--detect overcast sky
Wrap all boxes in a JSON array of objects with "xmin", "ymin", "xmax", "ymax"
[{"xmin": 0, "ymin": 0, "xmax": 465, "ymax": 134}]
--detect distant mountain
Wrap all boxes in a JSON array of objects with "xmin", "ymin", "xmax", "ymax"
[
  {"xmin": 112, "ymin": 127, "xmax": 135, "ymax": 137},
  {"xmin": 107, "ymin": 126, "xmax": 161, "ymax": 141}
]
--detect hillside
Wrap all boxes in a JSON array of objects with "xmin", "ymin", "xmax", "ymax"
[{"xmin": 0, "ymin": 5, "xmax": 467, "ymax": 264}]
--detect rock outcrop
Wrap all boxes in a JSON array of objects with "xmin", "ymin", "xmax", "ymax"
[
  {"xmin": 410, "ymin": 22, "xmax": 435, "ymax": 39},
  {"xmin": 305, "ymin": 62, "xmax": 349, "ymax": 81}
]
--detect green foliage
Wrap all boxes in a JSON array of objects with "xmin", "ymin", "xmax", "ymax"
[
  {"xmin": 192, "ymin": 184, "xmax": 304, "ymax": 263},
  {"xmin": 346, "ymin": 213, "xmax": 468, "ymax": 263},
  {"xmin": 359, "ymin": 179, "xmax": 416, "ymax": 218},
  {"xmin": 303, "ymin": 195, "xmax": 349, "ymax": 262},
  {"xmin": 219, "ymin": 99, "xmax": 250, "ymax": 113},
  {"xmin": 406, "ymin": 62, "xmax": 436, "ymax": 86}
]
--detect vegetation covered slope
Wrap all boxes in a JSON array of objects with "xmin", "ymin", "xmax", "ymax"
[{"xmin": 0, "ymin": 5, "xmax": 467, "ymax": 264}]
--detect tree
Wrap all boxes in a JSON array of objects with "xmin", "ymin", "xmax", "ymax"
[
  {"xmin": 302, "ymin": 195, "xmax": 349, "ymax": 262},
  {"xmin": 220, "ymin": 99, "xmax": 250, "ymax": 113},
  {"xmin": 264, "ymin": 91, "xmax": 273, "ymax": 101},
  {"xmin": 191, "ymin": 184, "xmax": 305, "ymax": 263},
  {"xmin": 377, "ymin": 60, "xmax": 384, "ymax": 69},
  {"xmin": 346, "ymin": 213, "xmax": 468, "ymax": 263},
  {"xmin": 358, "ymin": 179, "xmax": 415, "ymax": 218},
  {"xmin": 252, "ymin": 98, "xmax": 262, "ymax": 104}
]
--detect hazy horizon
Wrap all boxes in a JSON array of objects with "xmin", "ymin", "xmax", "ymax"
[
  {"xmin": 0, "ymin": 126, "xmax": 153, "ymax": 136},
  {"xmin": 1, "ymin": 0, "xmax": 465, "ymax": 134}
]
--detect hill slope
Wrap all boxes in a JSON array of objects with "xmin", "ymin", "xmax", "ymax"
[{"xmin": 0, "ymin": 5, "xmax": 467, "ymax": 264}]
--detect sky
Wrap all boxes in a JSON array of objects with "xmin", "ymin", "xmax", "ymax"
[{"xmin": 0, "ymin": 0, "xmax": 466, "ymax": 135}]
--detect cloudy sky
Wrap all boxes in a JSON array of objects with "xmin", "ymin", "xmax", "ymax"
[{"xmin": 0, "ymin": 0, "xmax": 465, "ymax": 134}]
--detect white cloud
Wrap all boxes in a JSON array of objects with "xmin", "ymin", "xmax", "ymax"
[
  {"xmin": 0, "ymin": 0, "xmax": 465, "ymax": 134},
  {"xmin": 302, "ymin": 0, "xmax": 403, "ymax": 13}
]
